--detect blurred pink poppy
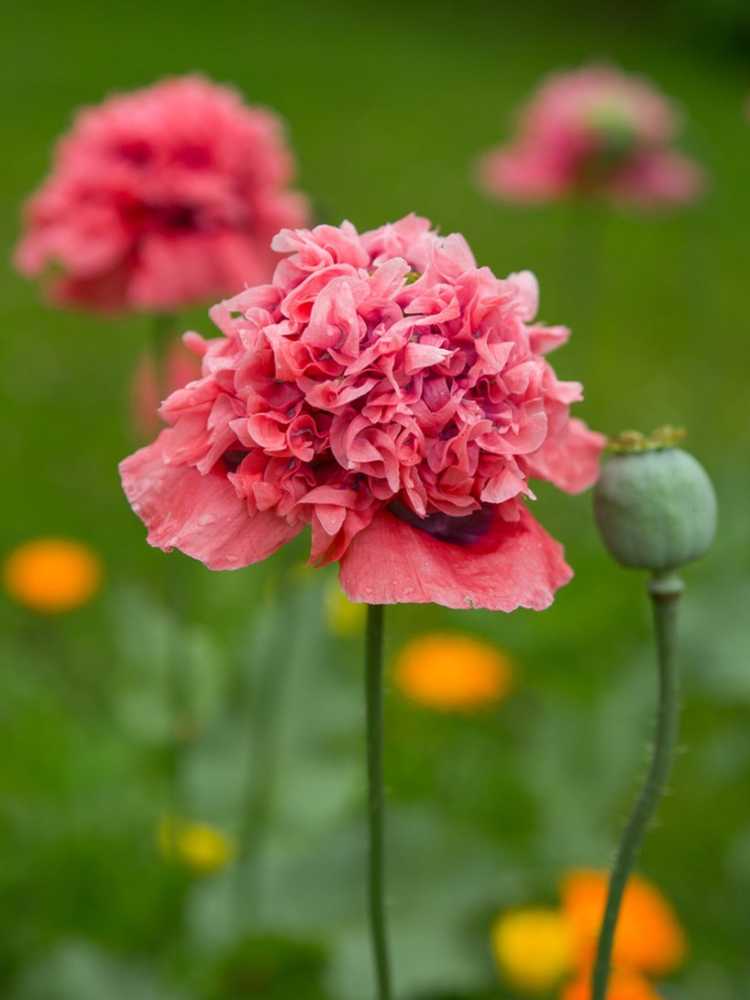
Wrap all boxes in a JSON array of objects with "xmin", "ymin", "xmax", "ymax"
[
  {"xmin": 479, "ymin": 66, "xmax": 704, "ymax": 208},
  {"xmin": 15, "ymin": 76, "xmax": 309, "ymax": 312}
]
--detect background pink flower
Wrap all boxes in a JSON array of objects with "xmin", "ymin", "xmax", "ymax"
[
  {"xmin": 120, "ymin": 215, "xmax": 604, "ymax": 611},
  {"xmin": 479, "ymin": 66, "xmax": 704, "ymax": 207},
  {"xmin": 14, "ymin": 76, "xmax": 310, "ymax": 312}
]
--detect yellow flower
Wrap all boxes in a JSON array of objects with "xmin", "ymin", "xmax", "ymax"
[
  {"xmin": 325, "ymin": 579, "xmax": 366, "ymax": 637},
  {"xmin": 491, "ymin": 908, "xmax": 574, "ymax": 992},
  {"xmin": 3, "ymin": 537, "xmax": 102, "ymax": 613},
  {"xmin": 158, "ymin": 817, "xmax": 235, "ymax": 875},
  {"xmin": 394, "ymin": 633, "xmax": 512, "ymax": 710}
]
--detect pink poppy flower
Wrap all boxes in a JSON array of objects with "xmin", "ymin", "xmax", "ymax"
[
  {"xmin": 120, "ymin": 215, "xmax": 604, "ymax": 610},
  {"xmin": 479, "ymin": 66, "xmax": 704, "ymax": 207},
  {"xmin": 14, "ymin": 76, "xmax": 309, "ymax": 312}
]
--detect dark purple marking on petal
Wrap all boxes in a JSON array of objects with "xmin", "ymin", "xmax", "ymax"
[{"xmin": 388, "ymin": 500, "xmax": 495, "ymax": 547}]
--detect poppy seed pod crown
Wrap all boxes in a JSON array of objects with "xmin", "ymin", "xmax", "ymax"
[{"xmin": 593, "ymin": 429, "xmax": 717, "ymax": 572}]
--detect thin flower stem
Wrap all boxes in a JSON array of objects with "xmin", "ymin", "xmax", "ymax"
[
  {"xmin": 365, "ymin": 603, "xmax": 392, "ymax": 1000},
  {"xmin": 591, "ymin": 571, "xmax": 683, "ymax": 1000}
]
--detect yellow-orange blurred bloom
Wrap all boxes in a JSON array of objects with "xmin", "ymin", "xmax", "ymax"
[
  {"xmin": 394, "ymin": 633, "xmax": 512, "ymax": 711},
  {"xmin": 492, "ymin": 907, "xmax": 574, "ymax": 992},
  {"xmin": 325, "ymin": 579, "xmax": 366, "ymax": 637},
  {"xmin": 3, "ymin": 537, "xmax": 102, "ymax": 613},
  {"xmin": 561, "ymin": 869, "xmax": 685, "ymax": 976},
  {"xmin": 562, "ymin": 968, "xmax": 661, "ymax": 1000},
  {"xmin": 158, "ymin": 817, "xmax": 235, "ymax": 875}
]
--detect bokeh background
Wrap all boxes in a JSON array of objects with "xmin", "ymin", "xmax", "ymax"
[{"xmin": 2, "ymin": 1, "xmax": 749, "ymax": 997}]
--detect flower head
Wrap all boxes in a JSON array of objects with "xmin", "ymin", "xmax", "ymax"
[
  {"xmin": 15, "ymin": 76, "xmax": 309, "ymax": 312},
  {"xmin": 4, "ymin": 538, "xmax": 102, "ymax": 613},
  {"xmin": 158, "ymin": 816, "xmax": 235, "ymax": 875},
  {"xmin": 120, "ymin": 215, "xmax": 603, "ymax": 610},
  {"xmin": 491, "ymin": 908, "xmax": 574, "ymax": 992},
  {"xmin": 479, "ymin": 66, "xmax": 704, "ymax": 207},
  {"xmin": 395, "ymin": 633, "xmax": 512, "ymax": 710},
  {"xmin": 561, "ymin": 869, "xmax": 685, "ymax": 976}
]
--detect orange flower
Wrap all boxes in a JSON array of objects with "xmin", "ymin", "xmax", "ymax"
[
  {"xmin": 394, "ymin": 633, "xmax": 512, "ymax": 711},
  {"xmin": 4, "ymin": 538, "xmax": 102, "ymax": 613},
  {"xmin": 562, "ymin": 968, "xmax": 661, "ymax": 1000},
  {"xmin": 561, "ymin": 870, "xmax": 685, "ymax": 976}
]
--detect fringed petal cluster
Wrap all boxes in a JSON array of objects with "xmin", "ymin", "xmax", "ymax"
[{"xmin": 121, "ymin": 215, "xmax": 604, "ymax": 609}]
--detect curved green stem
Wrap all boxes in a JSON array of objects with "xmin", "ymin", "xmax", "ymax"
[
  {"xmin": 365, "ymin": 604, "xmax": 392, "ymax": 1000},
  {"xmin": 591, "ymin": 572, "xmax": 683, "ymax": 1000}
]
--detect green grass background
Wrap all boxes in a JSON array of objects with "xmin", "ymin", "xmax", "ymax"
[{"xmin": 1, "ymin": 1, "xmax": 749, "ymax": 997}]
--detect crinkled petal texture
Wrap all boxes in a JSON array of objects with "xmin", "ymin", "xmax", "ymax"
[
  {"xmin": 339, "ymin": 505, "xmax": 572, "ymax": 610},
  {"xmin": 14, "ymin": 75, "xmax": 309, "ymax": 311},
  {"xmin": 479, "ymin": 64, "xmax": 704, "ymax": 208},
  {"xmin": 121, "ymin": 436, "xmax": 301, "ymax": 570},
  {"xmin": 119, "ymin": 214, "xmax": 603, "ymax": 610}
]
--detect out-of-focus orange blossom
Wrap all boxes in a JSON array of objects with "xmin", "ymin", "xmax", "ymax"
[
  {"xmin": 393, "ymin": 633, "xmax": 512, "ymax": 711},
  {"xmin": 562, "ymin": 967, "xmax": 662, "ymax": 1000},
  {"xmin": 561, "ymin": 869, "xmax": 685, "ymax": 976},
  {"xmin": 3, "ymin": 537, "xmax": 102, "ymax": 613}
]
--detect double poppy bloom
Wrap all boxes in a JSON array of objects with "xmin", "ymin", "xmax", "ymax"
[
  {"xmin": 480, "ymin": 66, "xmax": 704, "ymax": 207},
  {"xmin": 15, "ymin": 75, "xmax": 309, "ymax": 311},
  {"xmin": 120, "ymin": 215, "xmax": 603, "ymax": 610}
]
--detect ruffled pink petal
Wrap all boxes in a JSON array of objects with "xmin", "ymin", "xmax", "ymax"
[
  {"xmin": 120, "ymin": 435, "xmax": 301, "ymax": 570},
  {"xmin": 338, "ymin": 504, "xmax": 572, "ymax": 611},
  {"xmin": 524, "ymin": 417, "xmax": 605, "ymax": 493}
]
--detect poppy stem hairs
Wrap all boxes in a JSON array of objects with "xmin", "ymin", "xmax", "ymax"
[
  {"xmin": 591, "ymin": 573, "xmax": 682, "ymax": 1000},
  {"xmin": 365, "ymin": 604, "xmax": 392, "ymax": 999},
  {"xmin": 591, "ymin": 430, "xmax": 717, "ymax": 999}
]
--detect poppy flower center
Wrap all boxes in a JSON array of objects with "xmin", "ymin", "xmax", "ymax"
[{"xmin": 389, "ymin": 500, "xmax": 495, "ymax": 547}]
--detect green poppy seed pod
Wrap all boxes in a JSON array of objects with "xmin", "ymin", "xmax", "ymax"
[{"xmin": 594, "ymin": 434, "xmax": 717, "ymax": 573}]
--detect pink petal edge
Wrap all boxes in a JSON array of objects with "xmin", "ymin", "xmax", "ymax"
[
  {"xmin": 339, "ymin": 505, "xmax": 572, "ymax": 611},
  {"xmin": 119, "ymin": 434, "xmax": 301, "ymax": 570},
  {"xmin": 526, "ymin": 418, "xmax": 606, "ymax": 494}
]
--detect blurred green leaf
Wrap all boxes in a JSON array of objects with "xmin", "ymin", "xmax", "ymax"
[{"xmin": 11, "ymin": 942, "xmax": 186, "ymax": 1000}]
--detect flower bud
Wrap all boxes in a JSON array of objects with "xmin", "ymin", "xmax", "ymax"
[{"xmin": 593, "ymin": 429, "xmax": 717, "ymax": 572}]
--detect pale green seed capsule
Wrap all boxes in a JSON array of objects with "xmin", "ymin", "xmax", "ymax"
[{"xmin": 594, "ymin": 441, "xmax": 717, "ymax": 572}]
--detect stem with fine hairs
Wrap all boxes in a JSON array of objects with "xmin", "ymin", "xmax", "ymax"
[{"xmin": 591, "ymin": 571, "xmax": 683, "ymax": 1000}]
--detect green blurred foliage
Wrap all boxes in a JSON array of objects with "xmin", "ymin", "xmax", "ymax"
[{"xmin": 2, "ymin": 0, "xmax": 750, "ymax": 997}]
